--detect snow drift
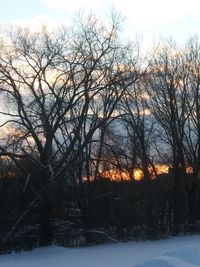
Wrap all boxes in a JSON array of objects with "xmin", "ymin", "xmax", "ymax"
[{"xmin": 1, "ymin": 235, "xmax": 200, "ymax": 267}]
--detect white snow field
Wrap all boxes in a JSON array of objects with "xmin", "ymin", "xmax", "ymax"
[{"xmin": 1, "ymin": 235, "xmax": 200, "ymax": 267}]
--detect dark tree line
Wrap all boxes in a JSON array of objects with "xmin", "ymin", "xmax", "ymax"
[{"xmin": 1, "ymin": 15, "xmax": 200, "ymax": 251}]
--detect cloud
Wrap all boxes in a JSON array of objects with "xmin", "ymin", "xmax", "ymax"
[
  {"xmin": 44, "ymin": 0, "xmax": 200, "ymax": 29},
  {"xmin": 111, "ymin": 0, "xmax": 200, "ymax": 28},
  {"xmin": 0, "ymin": 14, "xmax": 68, "ymax": 32},
  {"xmin": 1, "ymin": 0, "xmax": 199, "ymax": 46},
  {"xmin": 44, "ymin": 0, "xmax": 103, "ymax": 14}
]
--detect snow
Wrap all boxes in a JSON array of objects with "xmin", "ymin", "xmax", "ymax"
[{"xmin": 1, "ymin": 235, "xmax": 200, "ymax": 267}]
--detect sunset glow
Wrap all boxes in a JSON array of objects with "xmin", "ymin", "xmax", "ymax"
[
  {"xmin": 100, "ymin": 169, "xmax": 131, "ymax": 181},
  {"xmin": 99, "ymin": 164, "xmax": 194, "ymax": 181},
  {"xmin": 133, "ymin": 169, "xmax": 144, "ymax": 180},
  {"xmin": 100, "ymin": 165, "xmax": 170, "ymax": 181}
]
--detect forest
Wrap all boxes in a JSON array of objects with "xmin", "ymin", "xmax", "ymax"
[{"xmin": 1, "ymin": 14, "xmax": 200, "ymax": 251}]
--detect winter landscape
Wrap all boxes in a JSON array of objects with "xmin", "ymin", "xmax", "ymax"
[
  {"xmin": 1, "ymin": 235, "xmax": 200, "ymax": 267},
  {"xmin": 1, "ymin": 0, "xmax": 200, "ymax": 266}
]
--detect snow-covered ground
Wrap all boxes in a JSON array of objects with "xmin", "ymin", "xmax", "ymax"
[{"xmin": 1, "ymin": 235, "xmax": 200, "ymax": 267}]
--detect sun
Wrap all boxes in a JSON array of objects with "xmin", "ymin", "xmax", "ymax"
[{"xmin": 133, "ymin": 169, "xmax": 143, "ymax": 180}]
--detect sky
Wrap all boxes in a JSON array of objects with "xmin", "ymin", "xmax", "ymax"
[{"xmin": 0, "ymin": 0, "xmax": 200, "ymax": 47}]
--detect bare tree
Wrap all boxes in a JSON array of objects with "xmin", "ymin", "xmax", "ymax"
[
  {"xmin": 119, "ymin": 79, "xmax": 155, "ymax": 180},
  {"xmin": 183, "ymin": 38, "xmax": 200, "ymax": 180},
  {"xmin": 146, "ymin": 40, "xmax": 190, "ymax": 228},
  {"xmin": 0, "ymin": 14, "xmax": 140, "ymax": 243}
]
